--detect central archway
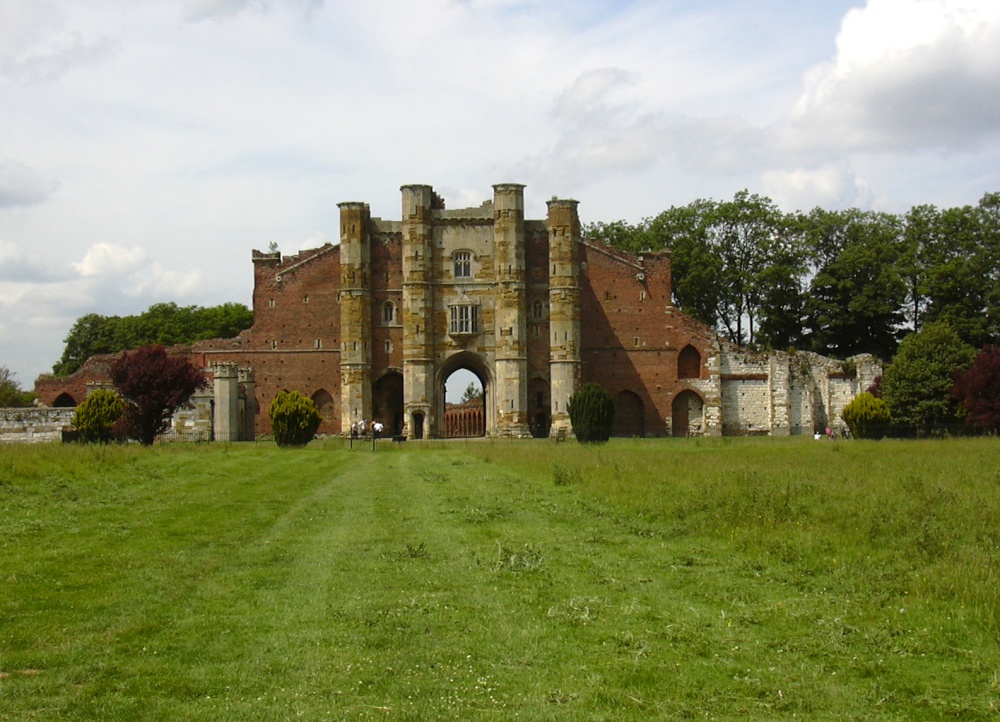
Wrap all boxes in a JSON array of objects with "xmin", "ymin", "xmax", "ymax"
[{"xmin": 435, "ymin": 351, "xmax": 493, "ymax": 438}]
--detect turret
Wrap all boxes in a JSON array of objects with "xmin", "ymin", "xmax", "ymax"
[
  {"xmin": 400, "ymin": 185, "xmax": 435, "ymax": 439},
  {"xmin": 338, "ymin": 201, "xmax": 372, "ymax": 431},
  {"xmin": 493, "ymin": 183, "xmax": 530, "ymax": 437},
  {"xmin": 547, "ymin": 198, "xmax": 581, "ymax": 438}
]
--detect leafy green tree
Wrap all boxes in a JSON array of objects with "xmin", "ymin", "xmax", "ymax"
[
  {"xmin": 53, "ymin": 313, "xmax": 120, "ymax": 376},
  {"xmin": 269, "ymin": 390, "xmax": 321, "ymax": 447},
  {"xmin": 802, "ymin": 208, "xmax": 906, "ymax": 359},
  {"xmin": 109, "ymin": 345, "xmax": 208, "ymax": 445},
  {"xmin": 920, "ymin": 204, "xmax": 993, "ymax": 347},
  {"xmin": 568, "ymin": 383, "xmax": 615, "ymax": 443},
  {"xmin": 881, "ymin": 322, "xmax": 976, "ymax": 435},
  {"xmin": 72, "ymin": 389, "xmax": 125, "ymax": 443},
  {"xmin": 54, "ymin": 302, "xmax": 254, "ymax": 376},
  {"xmin": 646, "ymin": 199, "xmax": 724, "ymax": 330},
  {"xmin": 583, "ymin": 219, "xmax": 651, "ymax": 254},
  {"xmin": 840, "ymin": 392, "xmax": 891, "ymax": 439},
  {"xmin": 0, "ymin": 366, "xmax": 36, "ymax": 407},
  {"xmin": 951, "ymin": 346, "xmax": 1000, "ymax": 433}
]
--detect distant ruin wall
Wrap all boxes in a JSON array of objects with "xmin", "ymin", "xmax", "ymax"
[
  {"xmin": 0, "ymin": 408, "xmax": 75, "ymax": 443},
  {"xmin": 717, "ymin": 345, "xmax": 881, "ymax": 436}
]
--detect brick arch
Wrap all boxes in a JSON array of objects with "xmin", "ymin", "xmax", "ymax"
[
  {"xmin": 53, "ymin": 392, "xmax": 77, "ymax": 407},
  {"xmin": 672, "ymin": 389, "xmax": 704, "ymax": 437},
  {"xmin": 612, "ymin": 389, "xmax": 644, "ymax": 438},
  {"xmin": 678, "ymin": 345, "xmax": 701, "ymax": 380},
  {"xmin": 310, "ymin": 389, "xmax": 335, "ymax": 424}
]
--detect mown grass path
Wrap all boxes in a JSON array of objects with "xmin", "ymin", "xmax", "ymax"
[{"xmin": 2, "ymin": 439, "xmax": 999, "ymax": 720}]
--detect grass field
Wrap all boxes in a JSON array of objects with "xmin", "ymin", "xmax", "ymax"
[{"xmin": 1, "ymin": 437, "xmax": 998, "ymax": 720}]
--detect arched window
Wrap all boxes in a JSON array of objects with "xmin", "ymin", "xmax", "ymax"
[
  {"xmin": 382, "ymin": 301, "xmax": 396, "ymax": 325},
  {"xmin": 678, "ymin": 345, "xmax": 701, "ymax": 380},
  {"xmin": 531, "ymin": 300, "xmax": 544, "ymax": 320},
  {"xmin": 453, "ymin": 251, "xmax": 472, "ymax": 279}
]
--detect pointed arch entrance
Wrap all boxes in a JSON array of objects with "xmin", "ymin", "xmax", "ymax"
[
  {"xmin": 436, "ymin": 351, "xmax": 493, "ymax": 438},
  {"xmin": 672, "ymin": 390, "xmax": 705, "ymax": 437},
  {"xmin": 612, "ymin": 389, "xmax": 645, "ymax": 437}
]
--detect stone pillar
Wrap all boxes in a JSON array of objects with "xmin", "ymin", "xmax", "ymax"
[
  {"xmin": 769, "ymin": 355, "xmax": 791, "ymax": 436},
  {"xmin": 401, "ymin": 185, "xmax": 436, "ymax": 437},
  {"xmin": 238, "ymin": 366, "xmax": 256, "ymax": 442},
  {"xmin": 213, "ymin": 362, "xmax": 239, "ymax": 442},
  {"xmin": 338, "ymin": 201, "xmax": 373, "ymax": 431},
  {"xmin": 547, "ymin": 198, "xmax": 582, "ymax": 438},
  {"xmin": 493, "ymin": 183, "xmax": 530, "ymax": 437}
]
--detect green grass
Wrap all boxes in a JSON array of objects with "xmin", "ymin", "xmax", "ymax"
[{"xmin": 1, "ymin": 437, "xmax": 999, "ymax": 720}]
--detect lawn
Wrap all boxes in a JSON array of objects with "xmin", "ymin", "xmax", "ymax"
[{"xmin": 1, "ymin": 437, "xmax": 998, "ymax": 720}]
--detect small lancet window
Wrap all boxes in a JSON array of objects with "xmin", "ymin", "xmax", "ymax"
[{"xmin": 454, "ymin": 250, "xmax": 472, "ymax": 279}]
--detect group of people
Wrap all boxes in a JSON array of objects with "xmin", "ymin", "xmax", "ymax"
[{"xmin": 350, "ymin": 418, "xmax": 384, "ymax": 440}]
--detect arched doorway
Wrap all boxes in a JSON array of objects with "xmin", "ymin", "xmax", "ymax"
[
  {"xmin": 311, "ymin": 389, "xmax": 336, "ymax": 430},
  {"xmin": 612, "ymin": 390, "xmax": 644, "ymax": 437},
  {"xmin": 436, "ymin": 352, "xmax": 492, "ymax": 438},
  {"xmin": 443, "ymin": 368, "xmax": 485, "ymax": 438},
  {"xmin": 672, "ymin": 390, "xmax": 704, "ymax": 437},
  {"xmin": 373, "ymin": 370, "xmax": 404, "ymax": 436}
]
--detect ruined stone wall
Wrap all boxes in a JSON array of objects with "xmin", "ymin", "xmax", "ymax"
[
  {"xmin": 718, "ymin": 344, "xmax": 882, "ymax": 435},
  {"xmin": 0, "ymin": 408, "xmax": 75, "ymax": 443}
]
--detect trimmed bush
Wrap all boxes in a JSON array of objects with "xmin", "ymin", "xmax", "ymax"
[
  {"xmin": 841, "ymin": 392, "xmax": 891, "ymax": 439},
  {"xmin": 72, "ymin": 389, "xmax": 125, "ymax": 443},
  {"xmin": 568, "ymin": 383, "xmax": 615, "ymax": 443},
  {"xmin": 269, "ymin": 390, "xmax": 321, "ymax": 447}
]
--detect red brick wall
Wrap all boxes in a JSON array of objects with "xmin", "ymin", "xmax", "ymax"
[{"xmin": 579, "ymin": 243, "xmax": 715, "ymax": 436}]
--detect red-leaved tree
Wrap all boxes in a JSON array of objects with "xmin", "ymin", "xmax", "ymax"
[
  {"xmin": 952, "ymin": 346, "xmax": 1000, "ymax": 432},
  {"xmin": 109, "ymin": 345, "xmax": 208, "ymax": 445}
]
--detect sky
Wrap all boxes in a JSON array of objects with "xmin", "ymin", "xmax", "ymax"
[{"xmin": 3, "ymin": 0, "xmax": 1000, "ymax": 392}]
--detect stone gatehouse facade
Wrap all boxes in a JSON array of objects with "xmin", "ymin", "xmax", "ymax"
[{"xmin": 33, "ymin": 183, "xmax": 879, "ymax": 441}]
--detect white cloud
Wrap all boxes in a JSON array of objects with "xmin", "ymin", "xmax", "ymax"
[
  {"xmin": 762, "ymin": 163, "xmax": 877, "ymax": 211},
  {"xmin": 791, "ymin": 0, "xmax": 1000, "ymax": 151},
  {"xmin": 73, "ymin": 243, "xmax": 147, "ymax": 278}
]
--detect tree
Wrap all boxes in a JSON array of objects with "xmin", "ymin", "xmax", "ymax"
[
  {"xmin": 880, "ymin": 322, "xmax": 976, "ymax": 435},
  {"xmin": 0, "ymin": 366, "xmax": 35, "ymax": 407},
  {"xmin": 802, "ymin": 208, "xmax": 906, "ymax": 359},
  {"xmin": 840, "ymin": 392, "xmax": 891, "ymax": 439},
  {"xmin": 951, "ymin": 346, "xmax": 1000, "ymax": 432},
  {"xmin": 72, "ymin": 389, "xmax": 125, "ymax": 443},
  {"xmin": 109, "ymin": 345, "xmax": 208, "ymax": 445},
  {"xmin": 269, "ymin": 390, "xmax": 321, "ymax": 447},
  {"xmin": 54, "ymin": 302, "xmax": 254, "ymax": 376},
  {"xmin": 568, "ymin": 383, "xmax": 615, "ymax": 443},
  {"xmin": 647, "ymin": 199, "xmax": 724, "ymax": 331},
  {"xmin": 460, "ymin": 382, "xmax": 483, "ymax": 403}
]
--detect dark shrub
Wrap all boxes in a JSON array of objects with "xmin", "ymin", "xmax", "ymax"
[{"xmin": 568, "ymin": 383, "xmax": 614, "ymax": 443}]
